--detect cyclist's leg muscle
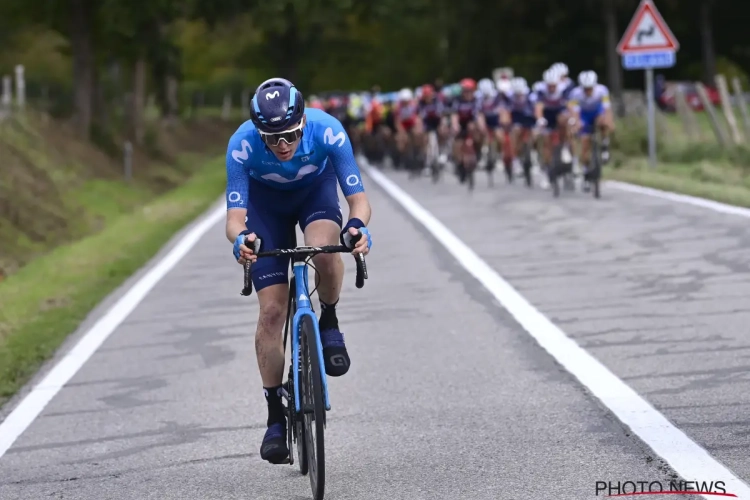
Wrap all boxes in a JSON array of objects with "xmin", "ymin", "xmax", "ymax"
[
  {"xmin": 299, "ymin": 166, "xmax": 351, "ymax": 377},
  {"xmin": 244, "ymin": 180, "xmax": 301, "ymax": 386},
  {"xmin": 256, "ymin": 284, "xmax": 288, "ymax": 387},
  {"xmin": 298, "ymin": 166, "xmax": 344, "ymax": 306},
  {"xmin": 304, "ymin": 220, "xmax": 343, "ymax": 305}
]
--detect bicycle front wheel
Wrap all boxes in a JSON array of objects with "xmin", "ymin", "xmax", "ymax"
[{"xmin": 300, "ymin": 315, "xmax": 326, "ymax": 500}]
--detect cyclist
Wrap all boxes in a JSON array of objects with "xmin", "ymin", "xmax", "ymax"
[
  {"xmin": 393, "ymin": 88, "xmax": 422, "ymax": 170},
  {"xmin": 533, "ymin": 68, "xmax": 572, "ymax": 180},
  {"xmin": 495, "ymin": 74, "xmax": 513, "ymax": 99},
  {"xmin": 551, "ymin": 62, "xmax": 574, "ymax": 97},
  {"xmin": 568, "ymin": 70, "xmax": 615, "ymax": 187},
  {"xmin": 308, "ymin": 95, "xmax": 325, "ymax": 110},
  {"xmin": 345, "ymin": 92, "xmax": 366, "ymax": 155},
  {"xmin": 325, "ymin": 95, "xmax": 348, "ymax": 123},
  {"xmin": 364, "ymin": 90, "xmax": 389, "ymax": 161},
  {"xmin": 418, "ymin": 84, "xmax": 445, "ymax": 166},
  {"xmin": 226, "ymin": 77, "xmax": 373, "ymax": 465},
  {"xmin": 507, "ymin": 77, "xmax": 537, "ymax": 174},
  {"xmin": 451, "ymin": 78, "xmax": 483, "ymax": 182},
  {"xmin": 477, "ymin": 78, "xmax": 504, "ymax": 174}
]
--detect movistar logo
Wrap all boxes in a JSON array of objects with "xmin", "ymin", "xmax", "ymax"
[
  {"xmin": 231, "ymin": 139, "xmax": 253, "ymax": 163},
  {"xmin": 266, "ymin": 91, "xmax": 280, "ymax": 100},
  {"xmin": 323, "ymin": 127, "xmax": 346, "ymax": 147}
]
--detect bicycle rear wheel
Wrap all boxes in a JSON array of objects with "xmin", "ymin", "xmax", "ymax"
[
  {"xmin": 467, "ymin": 164, "xmax": 475, "ymax": 191},
  {"xmin": 521, "ymin": 142, "xmax": 533, "ymax": 187},
  {"xmin": 591, "ymin": 137, "xmax": 602, "ymax": 199},
  {"xmin": 300, "ymin": 315, "xmax": 326, "ymax": 500}
]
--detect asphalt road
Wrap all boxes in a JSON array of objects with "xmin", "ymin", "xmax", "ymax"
[{"xmin": 2, "ymin": 165, "xmax": 748, "ymax": 499}]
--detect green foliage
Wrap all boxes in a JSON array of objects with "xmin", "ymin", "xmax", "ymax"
[
  {"xmin": 0, "ymin": 157, "xmax": 227, "ymax": 404},
  {"xmin": 0, "ymin": 0, "xmax": 746, "ymax": 95},
  {"xmin": 0, "ymin": 0, "xmax": 747, "ymax": 134}
]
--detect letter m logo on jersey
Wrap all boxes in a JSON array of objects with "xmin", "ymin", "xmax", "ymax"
[
  {"xmin": 323, "ymin": 127, "xmax": 346, "ymax": 147},
  {"xmin": 232, "ymin": 140, "xmax": 253, "ymax": 163}
]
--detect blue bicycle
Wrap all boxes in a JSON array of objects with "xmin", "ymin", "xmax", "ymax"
[{"xmin": 240, "ymin": 229, "xmax": 367, "ymax": 500}]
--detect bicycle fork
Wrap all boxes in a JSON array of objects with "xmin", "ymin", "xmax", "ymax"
[{"xmin": 291, "ymin": 261, "xmax": 331, "ymax": 413}]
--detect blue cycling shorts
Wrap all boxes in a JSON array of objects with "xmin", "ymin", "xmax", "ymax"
[
  {"xmin": 484, "ymin": 114, "xmax": 501, "ymax": 130},
  {"xmin": 511, "ymin": 110, "xmax": 536, "ymax": 129},
  {"xmin": 543, "ymin": 108, "xmax": 565, "ymax": 131},
  {"xmin": 245, "ymin": 165, "xmax": 342, "ymax": 291},
  {"xmin": 579, "ymin": 104, "xmax": 605, "ymax": 135}
]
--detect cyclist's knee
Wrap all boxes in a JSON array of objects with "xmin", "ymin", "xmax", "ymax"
[
  {"xmin": 312, "ymin": 252, "xmax": 342, "ymax": 274},
  {"xmin": 257, "ymin": 285, "xmax": 289, "ymax": 331},
  {"xmin": 304, "ymin": 219, "xmax": 339, "ymax": 246}
]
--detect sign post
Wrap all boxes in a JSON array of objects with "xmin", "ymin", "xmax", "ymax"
[{"xmin": 617, "ymin": 0, "xmax": 679, "ymax": 167}]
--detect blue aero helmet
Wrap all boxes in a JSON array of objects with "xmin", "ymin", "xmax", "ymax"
[{"xmin": 249, "ymin": 77, "xmax": 306, "ymax": 134}]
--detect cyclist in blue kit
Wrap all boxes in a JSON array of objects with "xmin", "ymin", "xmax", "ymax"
[{"xmin": 225, "ymin": 77, "xmax": 373, "ymax": 465}]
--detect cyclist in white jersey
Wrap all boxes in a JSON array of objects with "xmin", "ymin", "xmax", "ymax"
[
  {"xmin": 533, "ymin": 68, "xmax": 573, "ymax": 174},
  {"xmin": 551, "ymin": 62, "xmax": 574, "ymax": 98},
  {"xmin": 568, "ymin": 70, "xmax": 614, "ymax": 175}
]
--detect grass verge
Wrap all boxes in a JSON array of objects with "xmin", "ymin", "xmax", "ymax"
[
  {"xmin": 608, "ymin": 157, "xmax": 750, "ymax": 208},
  {"xmin": 0, "ymin": 157, "xmax": 225, "ymax": 406}
]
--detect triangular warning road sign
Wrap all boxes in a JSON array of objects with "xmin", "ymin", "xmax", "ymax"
[{"xmin": 617, "ymin": 0, "xmax": 679, "ymax": 54}]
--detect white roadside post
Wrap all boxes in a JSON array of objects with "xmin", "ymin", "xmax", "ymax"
[
  {"xmin": 617, "ymin": 0, "xmax": 680, "ymax": 168},
  {"xmin": 1, "ymin": 76, "xmax": 12, "ymax": 117},
  {"xmin": 14, "ymin": 65, "xmax": 25, "ymax": 111}
]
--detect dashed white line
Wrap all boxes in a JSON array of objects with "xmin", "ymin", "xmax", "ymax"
[
  {"xmin": 0, "ymin": 201, "xmax": 226, "ymax": 458},
  {"xmin": 364, "ymin": 165, "xmax": 750, "ymax": 500}
]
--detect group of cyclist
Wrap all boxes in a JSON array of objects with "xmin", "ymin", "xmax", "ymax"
[
  {"xmin": 310, "ymin": 63, "xmax": 616, "ymax": 191},
  {"xmin": 225, "ymin": 68, "xmax": 614, "ymax": 465}
]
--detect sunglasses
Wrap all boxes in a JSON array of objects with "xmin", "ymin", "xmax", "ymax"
[{"xmin": 260, "ymin": 120, "xmax": 304, "ymax": 146}]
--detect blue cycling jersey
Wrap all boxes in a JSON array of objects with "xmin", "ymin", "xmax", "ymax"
[{"xmin": 225, "ymin": 108, "xmax": 365, "ymax": 210}]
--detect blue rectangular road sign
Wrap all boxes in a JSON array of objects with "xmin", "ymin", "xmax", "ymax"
[{"xmin": 622, "ymin": 51, "xmax": 676, "ymax": 70}]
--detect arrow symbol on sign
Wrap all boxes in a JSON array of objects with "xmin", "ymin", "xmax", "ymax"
[{"xmin": 637, "ymin": 25, "xmax": 654, "ymax": 43}]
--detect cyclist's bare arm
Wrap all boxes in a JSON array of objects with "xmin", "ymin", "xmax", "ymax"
[
  {"xmin": 534, "ymin": 102, "xmax": 545, "ymax": 120},
  {"xmin": 476, "ymin": 113, "xmax": 487, "ymax": 132},
  {"xmin": 395, "ymin": 117, "xmax": 406, "ymax": 135},
  {"xmin": 451, "ymin": 113, "xmax": 460, "ymax": 133},
  {"xmin": 225, "ymin": 143, "xmax": 252, "ymax": 245},
  {"xmin": 226, "ymin": 209, "xmax": 248, "ymax": 242},
  {"xmin": 604, "ymin": 106, "xmax": 615, "ymax": 129},
  {"xmin": 345, "ymin": 192, "xmax": 371, "ymax": 227}
]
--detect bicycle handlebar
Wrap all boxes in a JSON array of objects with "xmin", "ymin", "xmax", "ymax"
[{"xmin": 240, "ymin": 235, "xmax": 368, "ymax": 296}]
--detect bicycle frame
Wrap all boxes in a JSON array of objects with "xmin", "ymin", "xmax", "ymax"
[
  {"xmin": 290, "ymin": 258, "xmax": 331, "ymax": 414},
  {"xmin": 241, "ymin": 232, "xmax": 367, "ymax": 424}
]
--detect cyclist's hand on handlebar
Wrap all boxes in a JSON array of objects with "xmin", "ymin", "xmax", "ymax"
[
  {"xmin": 233, "ymin": 231, "xmax": 259, "ymax": 265},
  {"xmin": 346, "ymin": 227, "xmax": 371, "ymax": 255},
  {"xmin": 341, "ymin": 219, "xmax": 372, "ymax": 256}
]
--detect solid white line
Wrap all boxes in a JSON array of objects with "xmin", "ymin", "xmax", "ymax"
[
  {"xmin": 364, "ymin": 166, "xmax": 750, "ymax": 500},
  {"xmin": 0, "ymin": 201, "xmax": 226, "ymax": 458},
  {"xmin": 606, "ymin": 180, "xmax": 750, "ymax": 219}
]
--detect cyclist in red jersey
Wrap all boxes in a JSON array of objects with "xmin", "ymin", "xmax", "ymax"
[
  {"xmin": 418, "ymin": 85, "xmax": 444, "ymax": 140},
  {"xmin": 363, "ymin": 91, "xmax": 389, "ymax": 163},
  {"xmin": 393, "ymin": 88, "xmax": 422, "ymax": 171}
]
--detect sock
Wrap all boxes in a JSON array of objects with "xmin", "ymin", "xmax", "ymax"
[
  {"xmin": 264, "ymin": 386, "xmax": 285, "ymax": 426},
  {"xmin": 319, "ymin": 299, "xmax": 339, "ymax": 331}
]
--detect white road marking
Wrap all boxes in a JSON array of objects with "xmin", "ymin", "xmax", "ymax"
[
  {"xmin": 0, "ymin": 201, "xmax": 226, "ymax": 458},
  {"xmin": 606, "ymin": 180, "xmax": 750, "ymax": 218},
  {"xmin": 364, "ymin": 166, "xmax": 750, "ymax": 500}
]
